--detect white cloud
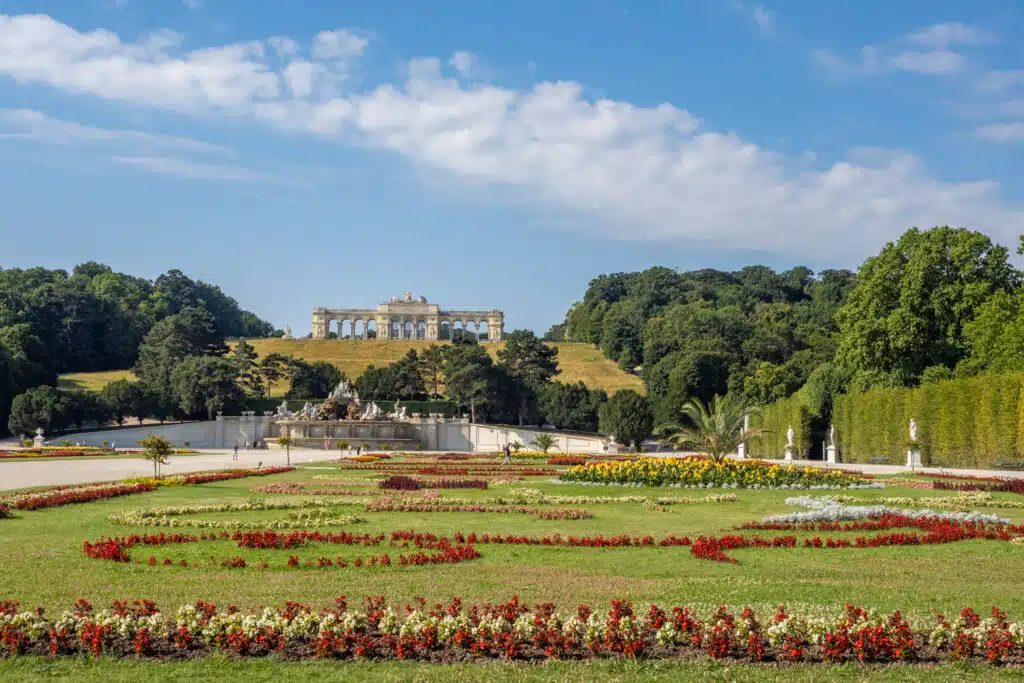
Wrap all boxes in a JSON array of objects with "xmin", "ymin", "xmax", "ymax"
[
  {"xmin": 449, "ymin": 51, "xmax": 481, "ymax": 79},
  {"xmin": 311, "ymin": 29, "xmax": 367, "ymax": 61},
  {"xmin": 0, "ymin": 13, "xmax": 1021, "ymax": 254},
  {"xmin": 979, "ymin": 69, "xmax": 1024, "ymax": 94},
  {"xmin": 975, "ymin": 122, "xmax": 1024, "ymax": 143},
  {"xmin": 0, "ymin": 108, "xmax": 229, "ymax": 153},
  {"xmin": 183, "ymin": 0, "xmax": 204, "ymax": 9},
  {"xmin": 752, "ymin": 6, "xmax": 775, "ymax": 37},
  {"xmin": 815, "ymin": 22, "xmax": 993, "ymax": 78},
  {"xmin": 111, "ymin": 155, "xmax": 287, "ymax": 182},
  {"xmin": 907, "ymin": 22, "xmax": 996, "ymax": 49}
]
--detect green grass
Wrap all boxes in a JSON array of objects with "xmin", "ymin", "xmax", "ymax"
[
  {"xmin": 1, "ymin": 658, "xmax": 1019, "ymax": 682},
  {"xmin": 56, "ymin": 341, "xmax": 645, "ymax": 397},
  {"xmin": 3, "ymin": 464, "xmax": 1024, "ymax": 676}
]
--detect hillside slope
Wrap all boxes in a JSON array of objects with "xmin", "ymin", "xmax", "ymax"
[{"xmin": 59, "ymin": 340, "xmax": 645, "ymax": 396}]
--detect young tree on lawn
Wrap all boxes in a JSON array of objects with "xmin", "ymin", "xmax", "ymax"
[
  {"xmin": 532, "ymin": 433, "xmax": 556, "ymax": 453},
  {"xmin": 277, "ymin": 435, "xmax": 293, "ymax": 466},
  {"xmin": 497, "ymin": 330, "xmax": 560, "ymax": 425},
  {"xmin": 420, "ymin": 344, "xmax": 446, "ymax": 399},
  {"xmin": 657, "ymin": 394, "xmax": 761, "ymax": 462},
  {"xmin": 598, "ymin": 389, "xmax": 653, "ymax": 449},
  {"xmin": 138, "ymin": 433, "xmax": 173, "ymax": 478}
]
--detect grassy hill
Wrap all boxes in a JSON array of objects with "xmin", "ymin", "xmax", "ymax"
[{"xmin": 59, "ymin": 340, "xmax": 645, "ymax": 396}]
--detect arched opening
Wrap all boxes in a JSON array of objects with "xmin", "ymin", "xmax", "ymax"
[
  {"xmin": 416, "ymin": 320, "xmax": 426, "ymax": 340},
  {"xmin": 403, "ymin": 320, "xmax": 414, "ymax": 340},
  {"xmin": 341, "ymin": 320, "xmax": 353, "ymax": 340},
  {"xmin": 328, "ymin": 319, "xmax": 339, "ymax": 339},
  {"xmin": 477, "ymin": 320, "xmax": 489, "ymax": 341},
  {"xmin": 354, "ymin": 320, "xmax": 365, "ymax": 340},
  {"xmin": 366, "ymin": 319, "xmax": 378, "ymax": 339},
  {"xmin": 390, "ymin": 320, "xmax": 401, "ymax": 340},
  {"xmin": 439, "ymin": 321, "xmax": 452, "ymax": 340}
]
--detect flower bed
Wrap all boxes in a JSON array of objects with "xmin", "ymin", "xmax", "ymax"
[
  {"xmin": 378, "ymin": 476, "xmax": 488, "ymax": 491},
  {"xmin": 109, "ymin": 499, "xmax": 364, "ymax": 529},
  {"xmin": 0, "ymin": 502, "xmax": 9, "ymax": 519},
  {"xmin": 548, "ymin": 457, "xmax": 588, "ymax": 466},
  {"xmin": 252, "ymin": 483, "xmax": 379, "ymax": 496},
  {"xmin": 0, "ymin": 448, "xmax": 116, "ymax": 459},
  {"xmin": 560, "ymin": 457, "xmax": 871, "ymax": 489},
  {"xmin": 489, "ymin": 488, "xmax": 738, "ymax": 507},
  {"xmin": 2, "ymin": 482, "xmax": 158, "ymax": 511},
  {"xmin": 4, "ymin": 595, "xmax": 1024, "ymax": 663},
  {"xmin": 364, "ymin": 499, "xmax": 593, "ymax": 519},
  {"xmin": 334, "ymin": 463, "xmax": 556, "ymax": 476}
]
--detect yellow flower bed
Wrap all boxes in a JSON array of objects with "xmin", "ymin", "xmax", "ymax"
[{"xmin": 560, "ymin": 456, "xmax": 866, "ymax": 488}]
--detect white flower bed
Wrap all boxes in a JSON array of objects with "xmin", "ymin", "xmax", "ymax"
[{"xmin": 762, "ymin": 495, "xmax": 1009, "ymax": 525}]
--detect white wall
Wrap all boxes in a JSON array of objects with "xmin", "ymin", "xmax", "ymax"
[{"xmin": 60, "ymin": 417, "xmax": 611, "ymax": 453}]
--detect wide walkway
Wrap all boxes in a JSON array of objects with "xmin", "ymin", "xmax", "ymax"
[{"xmin": 0, "ymin": 449, "xmax": 333, "ymax": 491}]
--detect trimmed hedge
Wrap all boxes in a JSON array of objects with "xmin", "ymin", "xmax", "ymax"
[
  {"xmin": 748, "ymin": 396, "xmax": 811, "ymax": 459},
  {"xmin": 833, "ymin": 372, "xmax": 1024, "ymax": 468}
]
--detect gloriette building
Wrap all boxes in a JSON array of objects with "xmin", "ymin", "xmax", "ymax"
[{"xmin": 312, "ymin": 292, "xmax": 504, "ymax": 342}]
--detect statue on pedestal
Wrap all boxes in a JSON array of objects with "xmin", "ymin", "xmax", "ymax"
[
  {"xmin": 282, "ymin": 326, "xmax": 293, "ymax": 340},
  {"xmin": 786, "ymin": 425, "xmax": 794, "ymax": 447},
  {"xmin": 909, "ymin": 419, "xmax": 918, "ymax": 442},
  {"xmin": 829, "ymin": 424, "xmax": 836, "ymax": 448}
]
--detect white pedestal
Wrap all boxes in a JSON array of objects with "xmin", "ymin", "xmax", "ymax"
[
  {"xmin": 783, "ymin": 446, "xmax": 794, "ymax": 463},
  {"xmin": 32, "ymin": 435, "xmax": 44, "ymax": 448},
  {"xmin": 906, "ymin": 449, "xmax": 922, "ymax": 468},
  {"xmin": 736, "ymin": 443, "xmax": 747, "ymax": 460},
  {"xmin": 826, "ymin": 446, "xmax": 838, "ymax": 464}
]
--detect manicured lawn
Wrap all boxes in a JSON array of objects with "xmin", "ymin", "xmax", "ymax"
[{"xmin": 2, "ymin": 461, "xmax": 1023, "ymax": 676}]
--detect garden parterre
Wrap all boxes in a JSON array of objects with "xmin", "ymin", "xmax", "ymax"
[{"xmin": 4, "ymin": 455, "xmax": 1024, "ymax": 674}]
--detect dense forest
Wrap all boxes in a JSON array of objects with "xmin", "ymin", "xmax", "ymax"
[
  {"xmin": 0, "ymin": 263, "xmax": 275, "ymax": 434},
  {"xmin": 549, "ymin": 226, "xmax": 1024, "ymax": 435}
]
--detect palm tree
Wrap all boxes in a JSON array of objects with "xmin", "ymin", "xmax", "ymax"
[
  {"xmin": 657, "ymin": 394, "xmax": 762, "ymax": 462},
  {"xmin": 532, "ymin": 433, "xmax": 556, "ymax": 454}
]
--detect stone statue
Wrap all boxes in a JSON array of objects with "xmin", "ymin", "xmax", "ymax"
[
  {"xmin": 786, "ymin": 425, "xmax": 794, "ymax": 447},
  {"xmin": 361, "ymin": 402, "xmax": 380, "ymax": 421},
  {"xmin": 403, "ymin": 291, "xmax": 414, "ymax": 302},
  {"xmin": 909, "ymin": 419, "xmax": 918, "ymax": 442},
  {"xmin": 829, "ymin": 424, "xmax": 836, "ymax": 447},
  {"xmin": 282, "ymin": 326, "xmax": 293, "ymax": 340},
  {"xmin": 35, "ymin": 427, "xmax": 44, "ymax": 438},
  {"xmin": 275, "ymin": 400, "xmax": 292, "ymax": 418},
  {"xmin": 742, "ymin": 414, "xmax": 749, "ymax": 433},
  {"xmin": 302, "ymin": 402, "xmax": 314, "ymax": 419}
]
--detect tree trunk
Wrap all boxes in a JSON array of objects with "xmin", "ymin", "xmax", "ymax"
[{"xmin": 470, "ymin": 400, "xmax": 476, "ymax": 424}]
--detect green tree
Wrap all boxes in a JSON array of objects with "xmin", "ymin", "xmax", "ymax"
[
  {"xmin": 539, "ymin": 381, "xmax": 607, "ymax": 432},
  {"xmin": 7, "ymin": 385, "xmax": 71, "ymax": 436},
  {"xmin": 392, "ymin": 350, "xmax": 426, "ymax": 399},
  {"xmin": 286, "ymin": 360, "xmax": 342, "ymax": 399},
  {"xmin": 598, "ymin": 389, "xmax": 653, "ymax": 448},
  {"xmin": 100, "ymin": 379, "xmax": 142, "ymax": 425},
  {"xmin": 257, "ymin": 352, "xmax": 292, "ymax": 398},
  {"xmin": 836, "ymin": 226, "xmax": 1017, "ymax": 387},
  {"xmin": 443, "ymin": 343, "xmax": 493, "ymax": 423},
  {"xmin": 170, "ymin": 356, "xmax": 245, "ymax": 420},
  {"xmin": 497, "ymin": 330, "xmax": 560, "ymax": 425},
  {"xmin": 657, "ymin": 394, "xmax": 761, "ymax": 462},
  {"xmin": 138, "ymin": 433, "xmax": 173, "ymax": 478},
  {"xmin": 354, "ymin": 364, "xmax": 397, "ymax": 401},
  {"xmin": 231, "ymin": 339, "xmax": 261, "ymax": 397},
  {"xmin": 960, "ymin": 290, "xmax": 1024, "ymax": 375},
  {"xmin": 420, "ymin": 344, "xmax": 446, "ymax": 399},
  {"xmin": 66, "ymin": 391, "xmax": 110, "ymax": 429}
]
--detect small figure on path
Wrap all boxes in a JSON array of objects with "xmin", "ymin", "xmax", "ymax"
[
  {"xmin": 503, "ymin": 443, "xmax": 512, "ymax": 464},
  {"xmin": 324, "ymin": 439, "xmax": 330, "ymax": 450},
  {"xmin": 232, "ymin": 441, "xmax": 239, "ymax": 461},
  {"xmin": 244, "ymin": 439, "xmax": 249, "ymax": 451}
]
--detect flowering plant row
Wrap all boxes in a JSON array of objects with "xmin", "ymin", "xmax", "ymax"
[
  {"xmin": 0, "ymin": 502, "xmax": 9, "ymax": 519},
  {"xmin": 378, "ymin": 476, "xmax": 488, "ymax": 491},
  {"xmin": 335, "ymin": 464, "xmax": 556, "ymax": 476},
  {"xmin": 761, "ymin": 496, "xmax": 1009, "ymax": 525},
  {"xmin": 4, "ymin": 596, "xmax": 1024, "ymax": 663},
  {"xmin": 489, "ymin": 488, "xmax": 738, "ymax": 507},
  {"xmin": 548, "ymin": 457, "xmax": 588, "ymax": 466},
  {"xmin": 2, "ymin": 482, "xmax": 157, "ymax": 511},
  {"xmin": 363, "ymin": 499, "xmax": 593, "ymax": 519},
  {"xmin": 869, "ymin": 491, "xmax": 1024, "ymax": 510},
  {"xmin": 560, "ymin": 458, "xmax": 869, "ymax": 489},
  {"xmin": 252, "ymin": 483, "xmax": 378, "ymax": 496},
  {"xmin": 0, "ymin": 449, "xmax": 116, "ymax": 459},
  {"xmin": 109, "ymin": 499, "xmax": 363, "ymax": 529}
]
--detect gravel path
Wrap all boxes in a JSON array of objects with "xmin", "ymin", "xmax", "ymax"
[{"xmin": 0, "ymin": 449, "xmax": 333, "ymax": 491}]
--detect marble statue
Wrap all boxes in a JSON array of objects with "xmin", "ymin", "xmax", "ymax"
[
  {"xmin": 282, "ymin": 326, "xmax": 293, "ymax": 340},
  {"xmin": 909, "ymin": 419, "xmax": 918, "ymax": 442},
  {"xmin": 361, "ymin": 402, "xmax": 381, "ymax": 421},
  {"xmin": 275, "ymin": 400, "xmax": 292, "ymax": 418},
  {"xmin": 829, "ymin": 424, "xmax": 836, "ymax": 447},
  {"xmin": 35, "ymin": 427, "xmax": 43, "ymax": 438},
  {"xmin": 302, "ymin": 402, "xmax": 315, "ymax": 419},
  {"xmin": 327, "ymin": 379, "xmax": 360, "ymax": 406},
  {"xmin": 786, "ymin": 425, "xmax": 794, "ymax": 447},
  {"xmin": 742, "ymin": 414, "xmax": 749, "ymax": 433}
]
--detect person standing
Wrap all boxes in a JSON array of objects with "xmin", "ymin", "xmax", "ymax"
[
  {"xmin": 503, "ymin": 443, "xmax": 512, "ymax": 464},
  {"xmin": 233, "ymin": 441, "xmax": 239, "ymax": 461}
]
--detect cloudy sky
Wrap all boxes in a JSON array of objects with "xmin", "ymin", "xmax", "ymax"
[{"xmin": 1, "ymin": 0, "xmax": 1022, "ymax": 333}]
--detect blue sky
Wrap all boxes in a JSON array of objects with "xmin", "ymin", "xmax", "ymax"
[{"xmin": 1, "ymin": 1, "xmax": 1023, "ymax": 335}]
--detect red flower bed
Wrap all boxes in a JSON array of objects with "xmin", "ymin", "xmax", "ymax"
[
  {"xmin": 917, "ymin": 472, "xmax": 1008, "ymax": 484},
  {"xmin": 548, "ymin": 457, "xmax": 588, "ymax": 466},
  {"xmin": 336, "ymin": 463, "xmax": 556, "ymax": 476},
  {"xmin": 933, "ymin": 479, "xmax": 1024, "ymax": 495},
  {"xmin": 179, "ymin": 467, "xmax": 294, "ymax": 485},
  {"xmin": 5, "ymin": 482, "xmax": 157, "ymax": 511},
  {"xmin": 379, "ymin": 475, "xmax": 422, "ymax": 491},
  {"xmin": 0, "ymin": 449, "xmax": 118, "ymax": 459},
  {"xmin": 0, "ymin": 502, "xmax": 9, "ymax": 519},
  {"xmin": 378, "ymin": 475, "xmax": 488, "ymax": 490},
  {"xmin": 3, "ymin": 595, "xmax": 1020, "ymax": 663}
]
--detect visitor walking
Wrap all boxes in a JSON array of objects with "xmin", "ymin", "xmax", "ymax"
[
  {"xmin": 244, "ymin": 439, "xmax": 249, "ymax": 451},
  {"xmin": 233, "ymin": 441, "xmax": 239, "ymax": 461},
  {"xmin": 503, "ymin": 443, "xmax": 512, "ymax": 464}
]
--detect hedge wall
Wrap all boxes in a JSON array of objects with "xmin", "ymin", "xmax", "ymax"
[
  {"xmin": 833, "ymin": 373, "xmax": 1024, "ymax": 468},
  {"xmin": 748, "ymin": 396, "xmax": 811, "ymax": 459}
]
